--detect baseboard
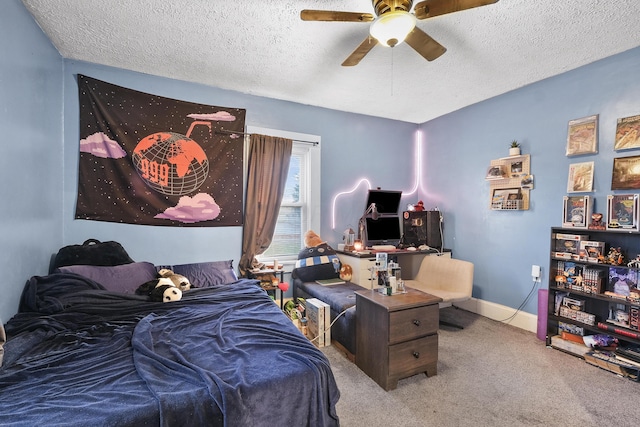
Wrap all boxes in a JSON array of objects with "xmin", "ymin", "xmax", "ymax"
[{"xmin": 454, "ymin": 298, "xmax": 538, "ymax": 334}]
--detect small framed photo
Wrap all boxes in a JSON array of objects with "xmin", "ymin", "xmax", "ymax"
[
  {"xmin": 566, "ymin": 115, "xmax": 598, "ymax": 156},
  {"xmin": 567, "ymin": 161, "xmax": 594, "ymax": 193},
  {"xmin": 612, "ymin": 155, "xmax": 640, "ymax": 190},
  {"xmin": 507, "ymin": 156, "xmax": 526, "ymax": 178},
  {"xmin": 563, "ymin": 195, "xmax": 592, "ymax": 228},
  {"xmin": 520, "ymin": 174, "xmax": 534, "ymax": 190},
  {"xmin": 606, "ymin": 194, "xmax": 639, "ymax": 231},
  {"xmin": 614, "ymin": 114, "xmax": 640, "ymax": 151}
]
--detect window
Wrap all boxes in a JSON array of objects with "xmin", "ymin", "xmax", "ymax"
[{"xmin": 246, "ymin": 127, "xmax": 320, "ymax": 262}]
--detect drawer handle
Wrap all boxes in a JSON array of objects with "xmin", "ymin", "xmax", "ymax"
[
  {"xmin": 413, "ymin": 351, "xmax": 420, "ymax": 359},
  {"xmin": 413, "ymin": 319, "xmax": 421, "ymax": 326}
]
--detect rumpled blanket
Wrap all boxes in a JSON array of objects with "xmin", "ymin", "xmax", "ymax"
[{"xmin": 0, "ymin": 273, "xmax": 340, "ymax": 426}]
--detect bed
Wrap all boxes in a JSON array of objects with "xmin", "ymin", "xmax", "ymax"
[{"xmin": 0, "ymin": 259, "xmax": 340, "ymax": 426}]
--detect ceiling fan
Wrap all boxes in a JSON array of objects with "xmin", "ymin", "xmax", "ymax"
[{"xmin": 301, "ymin": 0, "xmax": 499, "ymax": 66}]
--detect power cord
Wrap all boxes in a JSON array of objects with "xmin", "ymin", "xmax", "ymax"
[{"xmin": 495, "ymin": 278, "xmax": 539, "ymax": 323}]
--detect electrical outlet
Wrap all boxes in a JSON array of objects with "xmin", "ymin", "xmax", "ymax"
[{"xmin": 531, "ymin": 265, "xmax": 541, "ymax": 282}]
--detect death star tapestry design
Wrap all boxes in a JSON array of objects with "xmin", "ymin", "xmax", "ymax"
[{"xmin": 76, "ymin": 75, "xmax": 245, "ymax": 226}]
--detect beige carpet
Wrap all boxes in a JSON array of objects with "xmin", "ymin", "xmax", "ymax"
[{"xmin": 322, "ymin": 307, "xmax": 637, "ymax": 427}]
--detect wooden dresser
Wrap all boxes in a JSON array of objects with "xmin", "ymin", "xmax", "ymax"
[{"xmin": 355, "ymin": 287, "xmax": 442, "ymax": 391}]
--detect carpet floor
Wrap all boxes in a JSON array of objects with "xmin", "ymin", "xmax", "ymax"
[{"xmin": 322, "ymin": 307, "xmax": 638, "ymax": 427}]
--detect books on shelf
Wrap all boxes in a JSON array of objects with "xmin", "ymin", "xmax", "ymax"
[
  {"xmin": 597, "ymin": 322, "xmax": 640, "ymax": 340},
  {"xmin": 554, "ymin": 260, "xmax": 603, "ymax": 293}
]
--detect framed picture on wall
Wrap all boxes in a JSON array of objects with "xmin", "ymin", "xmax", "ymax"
[
  {"xmin": 567, "ymin": 161, "xmax": 594, "ymax": 193},
  {"xmin": 507, "ymin": 156, "xmax": 526, "ymax": 178},
  {"xmin": 612, "ymin": 155, "xmax": 640, "ymax": 190},
  {"xmin": 614, "ymin": 114, "xmax": 640, "ymax": 151},
  {"xmin": 563, "ymin": 195, "xmax": 592, "ymax": 228},
  {"xmin": 566, "ymin": 115, "xmax": 598, "ymax": 156},
  {"xmin": 606, "ymin": 194, "xmax": 639, "ymax": 231}
]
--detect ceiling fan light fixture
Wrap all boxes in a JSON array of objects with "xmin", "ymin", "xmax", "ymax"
[{"xmin": 369, "ymin": 11, "xmax": 416, "ymax": 47}]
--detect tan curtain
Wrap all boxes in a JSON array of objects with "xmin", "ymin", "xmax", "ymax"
[{"xmin": 239, "ymin": 134, "xmax": 293, "ymax": 277}]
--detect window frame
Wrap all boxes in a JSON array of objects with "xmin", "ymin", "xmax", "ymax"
[{"xmin": 246, "ymin": 126, "xmax": 320, "ymax": 264}]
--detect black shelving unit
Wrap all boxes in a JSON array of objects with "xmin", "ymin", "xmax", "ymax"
[{"xmin": 547, "ymin": 227, "xmax": 640, "ymax": 380}]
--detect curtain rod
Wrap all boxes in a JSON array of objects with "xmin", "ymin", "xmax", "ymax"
[{"xmin": 216, "ymin": 129, "xmax": 319, "ymax": 146}]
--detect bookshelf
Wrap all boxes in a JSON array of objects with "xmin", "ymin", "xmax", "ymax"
[{"xmin": 547, "ymin": 227, "xmax": 640, "ymax": 380}]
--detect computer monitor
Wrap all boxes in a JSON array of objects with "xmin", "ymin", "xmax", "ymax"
[
  {"xmin": 365, "ymin": 217, "xmax": 402, "ymax": 247},
  {"xmin": 365, "ymin": 190, "xmax": 402, "ymax": 215}
]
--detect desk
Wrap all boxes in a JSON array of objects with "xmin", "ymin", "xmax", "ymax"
[
  {"xmin": 249, "ymin": 269, "xmax": 285, "ymax": 309},
  {"xmin": 336, "ymin": 249, "xmax": 451, "ymax": 288}
]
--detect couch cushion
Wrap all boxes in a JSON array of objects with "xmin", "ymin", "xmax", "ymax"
[{"xmin": 294, "ymin": 280, "xmax": 360, "ymax": 313}]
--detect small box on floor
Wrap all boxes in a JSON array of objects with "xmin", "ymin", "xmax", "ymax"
[{"xmin": 306, "ymin": 298, "xmax": 331, "ymax": 348}]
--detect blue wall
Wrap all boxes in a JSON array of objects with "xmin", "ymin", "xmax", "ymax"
[
  {"xmin": 0, "ymin": 0, "xmax": 64, "ymax": 321},
  {"xmin": 421, "ymin": 46, "xmax": 640, "ymax": 314}
]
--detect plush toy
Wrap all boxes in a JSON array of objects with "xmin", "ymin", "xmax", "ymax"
[
  {"xmin": 304, "ymin": 230, "xmax": 324, "ymax": 248},
  {"xmin": 339, "ymin": 264, "xmax": 353, "ymax": 281},
  {"xmin": 157, "ymin": 268, "xmax": 192, "ymax": 291},
  {"xmin": 414, "ymin": 201, "xmax": 425, "ymax": 211},
  {"xmin": 293, "ymin": 230, "xmax": 341, "ymax": 282},
  {"xmin": 136, "ymin": 277, "xmax": 183, "ymax": 302}
]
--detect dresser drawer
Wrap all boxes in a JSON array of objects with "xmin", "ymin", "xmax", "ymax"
[
  {"xmin": 388, "ymin": 334, "xmax": 438, "ymax": 377},
  {"xmin": 389, "ymin": 304, "xmax": 438, "ymax": 344}
]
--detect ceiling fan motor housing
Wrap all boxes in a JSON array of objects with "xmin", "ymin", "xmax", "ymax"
[{"xmin": 373, "ymin": 0, "xmax": 414, "ymax": 16}]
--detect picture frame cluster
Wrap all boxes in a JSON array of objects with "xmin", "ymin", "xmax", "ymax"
[
  {"xmin": 565, "ymin": 114, "xmax": 640, "ymax": 193},
  {"xmin": 562, "ymin": 193, "xmax": 640, "ymax": 231},
  {"xmin": 563, "ymin": 113, "xmax": 640, "ymax": 231}
]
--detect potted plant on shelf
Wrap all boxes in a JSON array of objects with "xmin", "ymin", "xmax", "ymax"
[{"xmin": 509, "ymin": 140, "xmax": 521, "ymax": 156}]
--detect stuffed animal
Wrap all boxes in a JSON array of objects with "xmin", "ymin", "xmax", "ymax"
[
  {"xmin": 293, "ymin": 230, "xmax": 341, "ymax": 282},
  {"xmin": 157, "ymin": 268, "xmax": 192, "ymax": 291},
  {"xmin": 304, "ymin": 230, "xmax": 323, "ymax": 248},
  {"xmin": 136, "ymin": 277, "xmax": 183, "ymax": 302},
  {"xmin": 339, "ymin": 264, "xmax": 353, "ymax": 281}
]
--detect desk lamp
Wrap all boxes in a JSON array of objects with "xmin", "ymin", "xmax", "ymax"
[{"xmin": 357, "ymin": 202, "xmax": 378, "ymax": 248}]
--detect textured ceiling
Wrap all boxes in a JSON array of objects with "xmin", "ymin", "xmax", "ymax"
[{"xmin": 21, "ymin": 0, "xmax": 640, "ymax": 124}]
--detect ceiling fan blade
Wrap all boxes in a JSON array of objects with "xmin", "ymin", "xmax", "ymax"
[
  {"xmin": 414, "ymin": 0, "xmax": 498, "ymax": 20},
  {"xmin": 342, "ymin": 36, "xmax": 377, "ymax": 66},
  {"xmin": 300, "ymin": 10, "xmax": 374, "ymax": 22},
  {"xmin": 404, "ymin": 27, "xmax": 446, "ymax": 61}
]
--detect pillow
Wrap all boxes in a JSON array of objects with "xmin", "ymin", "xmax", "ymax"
[
  {"xmin": 56, "ymin": 262, "xmax": 158, "ymax": 294},
  {"xmin": 156, "ymin": 260, "xmax": 238, "ymax": 288},
  {"xmin": 292, "ymin": 243, "xmax": 341, "ymax": 282}
]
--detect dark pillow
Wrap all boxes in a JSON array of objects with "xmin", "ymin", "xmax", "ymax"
[
  {"xmin": 56, "ymin": 262, "xmax": 157, "ymax": 294},
  {"xmin": 292, "ymin": 243, "xmax": 341, "ymax": 282},
  {"xmin": 156, "ymin": 260, "xmax": 238, "ymax": 288}
]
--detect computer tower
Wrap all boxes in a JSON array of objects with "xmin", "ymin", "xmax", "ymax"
[{"xmin": 402, "ymin": 210, "xmax": 442, "ymax": 248}]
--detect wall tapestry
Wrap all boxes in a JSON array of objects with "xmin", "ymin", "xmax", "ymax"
[{"xmin": 76, "ymin": 75, "xmax": 245, "ymax": 226}]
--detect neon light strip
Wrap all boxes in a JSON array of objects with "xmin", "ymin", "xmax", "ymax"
[
  {"xmin": 330, "ymin": 130, "xmax": 424, "ymax": 229},
  {"xmin": 402, "ymin": 130, "xmax": 422, "ymax": 197},
  {"xmin": 331, "ymin": 178, "xmax": 372, "ymax": 229}
]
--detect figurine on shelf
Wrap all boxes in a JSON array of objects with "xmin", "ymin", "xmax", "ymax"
[
  {"xmin": 604, "ymin": 247, "xmax": 624, "ymax": 265},
  {"xmin": 588, "ymin": 212, "xmax": 605, "ymax": 230},
  {"xmin": 414, "ymin": 200, "xmax": 425, "ymax": 211},
  {"xmin": 627, "ymin": 255, "xmax": 640, "ymax": 268}
]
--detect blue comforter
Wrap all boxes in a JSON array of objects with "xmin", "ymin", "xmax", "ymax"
[{"xmin": 0, "ymin": 274, "xmax": 340, "ymax": 426}]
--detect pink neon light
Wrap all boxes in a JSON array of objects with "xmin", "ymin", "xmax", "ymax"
[{"xmin": 330, "ymin": 130, "xmax": 424, "ymax": 229}]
